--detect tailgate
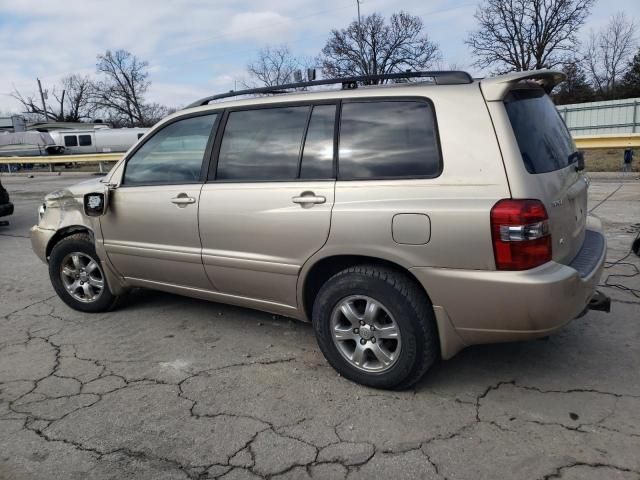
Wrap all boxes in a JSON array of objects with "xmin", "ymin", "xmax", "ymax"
[
  {"xmin": 502, "ymin": 88, "xmax": 588, "ymax": 265},
  {"xmin": 534, "ymin": 167, "xmax": 588, "ymax": 264}
]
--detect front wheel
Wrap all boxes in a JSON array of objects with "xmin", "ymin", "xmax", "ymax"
[
  {"xmin": 49, "ymin": 233, "xmax": 119, "ymax": 312},
  {"xmin": 312, "ymin": 265, "xmax": 439, "ymax": 389}
]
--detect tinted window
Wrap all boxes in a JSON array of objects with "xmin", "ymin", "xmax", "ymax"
[
  {"xmin": 504, "ymin": 89, "xmax": 576, "ymax": 174},
  {"xmin": 124, "ymin": 114, "xmax": 217, "ymax": 185},
  {"xmin": 79, "ymin": 134, "xmax": 92, "ymax": 146},
  {"xmin": 64, "ymin": 136, "xmax": 78, "ymax": 147},
  {"xmin": 216, "ymin": 106, "xmax": 309, "ymax": 181},
  {"xmin": 338, "ymin": 101, "xmax": 440, "ymax": 179},
  {"xmin": 300, "ymin": 105, "xmax": 335, "ymax": 179}
]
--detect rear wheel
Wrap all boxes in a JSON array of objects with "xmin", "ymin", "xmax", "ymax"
[
  {"xmin": 49, "ymin": 233, "xmax": 119, "ymax": 312},
  {"xmin": 312, "ymin": 265, "xmax": 439, "ymax": 389}
]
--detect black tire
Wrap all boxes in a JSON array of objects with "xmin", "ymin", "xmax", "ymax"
[
  {"xmin": 312, "ymin": 265, "xmax": 439, "ymax": 389},
  {"xmin": 49, "ymin": 233, "xmax": 119, "ymax": 313}
]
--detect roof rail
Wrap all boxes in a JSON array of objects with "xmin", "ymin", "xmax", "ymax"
[{"xmin": 186, "ymin": 70, "xmax": 473, "ymax": 108}]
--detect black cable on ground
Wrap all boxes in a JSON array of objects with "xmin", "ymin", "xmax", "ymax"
[
  {"xmin": 599, "ymin": 229, "xmax": 640, "ymax": 299},
  {"xmin": 589, "ymin": 183, "xmax": 624, "ymax": 214}
]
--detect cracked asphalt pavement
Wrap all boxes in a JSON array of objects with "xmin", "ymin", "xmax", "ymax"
[{"xmin": 1, "ymin": 173, "xmax": 639, "ymax": 480}]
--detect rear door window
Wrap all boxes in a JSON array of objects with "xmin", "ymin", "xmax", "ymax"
[
  {"xmin": 338, "ymin": 100, "xmax": 441, "ymax": 179},
  {"xmin": 79, "ymin": 134, "xmax": 92, "ymax": 146},
  {"xmin": 64, "ymin": 136, "xmax": 78, "ymax": 147},
  {"xmin": 215, "ymin": 106, "xmax": 309, "ymax": 181},
  {"xmin": 300, "ymin": 104, "xmax": 335, "ymax": 179},
  {"xmin": 504, "ymin": 89, "xmax": 576, "ymax": 174}
]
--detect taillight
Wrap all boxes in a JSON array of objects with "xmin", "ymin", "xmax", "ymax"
[{"xmin": 490, "ymin": 199, "xmax": 552, "ymax": 270}]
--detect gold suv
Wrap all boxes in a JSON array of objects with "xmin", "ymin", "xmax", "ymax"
[{"xmin": 31, "ymin": 70, "xmax": 609, "ymax": 389}]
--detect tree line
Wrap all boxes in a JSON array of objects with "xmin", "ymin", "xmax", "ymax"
[
  {"xmin": 12, "ymin": 2, "xmax": 640, "ymax": 126},
  {"xmin": 12, "ymin": 50, "xmax": 173, "ymax": 127},
  {"xmin": 248, "ymin": 4, "xmax": 639, "ymax": 105}
]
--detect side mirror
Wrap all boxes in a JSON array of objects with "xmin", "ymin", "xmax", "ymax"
[{"xmin": 83, "ymin": 190, "xmax": 109, "ymax": 217}]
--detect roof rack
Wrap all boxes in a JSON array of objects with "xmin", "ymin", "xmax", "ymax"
[{"xmin": 186, "ymin": 70, "xmax": 473, "ymax": 108}]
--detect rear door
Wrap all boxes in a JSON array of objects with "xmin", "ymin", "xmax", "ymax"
[
  {"xmin": 199, "ymin": 103, "xmax": 336, "ymax": 308},
  {"xmin": 501, "ymin": 88, "xmax": 588, "ymax": 264}
]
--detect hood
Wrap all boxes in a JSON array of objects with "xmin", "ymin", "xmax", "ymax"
[{"xmin": 44, "ymin": 176, "xmax": 105, "ymax": 204}]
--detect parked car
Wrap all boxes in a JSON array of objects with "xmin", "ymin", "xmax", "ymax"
[
  {"xmin": 0, "ymin": 178, "xmax": 14, "ymax": 220},
  {"xmin": 30, "ymin": 69, "xmax": 609, "ymax": 389}
]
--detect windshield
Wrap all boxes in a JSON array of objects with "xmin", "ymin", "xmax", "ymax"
[{"xmin": 504, "ymin": 89, "xmax": 576, "ymax": 174}]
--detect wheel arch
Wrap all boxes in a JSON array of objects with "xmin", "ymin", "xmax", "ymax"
[
  {"xmin": 46, "ymin": 225, "xmax": 95, "ymax": 259},
  {"xmin": 45, "ymin": 224, "xmax": 127, "ymax": 296},
  {"xmin": 299, "ymin": 253, "xmax": 433, "ymax": 322},
  {"xmin": 298, "ymin": 253, "xmax": 468, "ymax": 361}
]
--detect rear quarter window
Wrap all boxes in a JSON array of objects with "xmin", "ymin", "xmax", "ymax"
[
  {"xmin": 338, "ymin": 100, "xmax": 441, "ymax": 180},
  {"xmin": 504, "ymin": 89, "xmax": 576, "ymax": 174}
]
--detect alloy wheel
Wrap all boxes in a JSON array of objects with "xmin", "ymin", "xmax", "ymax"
[{"xmin": 330, "ymin": 295, "xmax": 401, "ymax": 373}]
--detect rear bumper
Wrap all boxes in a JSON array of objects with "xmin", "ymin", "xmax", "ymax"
[
  {"xmin": 30, "ymin": 225, "xmax": 55, "ymax": 263},
  {"xmin": 0, "ymin": 202, "xmax": 13, "ymax": 218},
  {"xmin": 411, "ymin": 220, "xmax": 607, "ymax": 357}
]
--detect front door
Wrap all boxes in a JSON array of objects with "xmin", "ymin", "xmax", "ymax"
[
  {"xmin": 100, "ymin": 113, "xmax": 219, "ymax": 289},
  {"xmin": 199, "ymin": 103, "xmax": 337, "ymax": 308}
]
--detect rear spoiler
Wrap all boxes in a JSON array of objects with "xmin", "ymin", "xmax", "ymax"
[{"xmin": 480, "ymin": 70, "xmax": 566, "ymax": 101}]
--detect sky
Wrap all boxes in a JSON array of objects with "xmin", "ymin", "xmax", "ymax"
[{"xmin": 0, "ymin": 0, "xmax": 638, "ymax": 114}]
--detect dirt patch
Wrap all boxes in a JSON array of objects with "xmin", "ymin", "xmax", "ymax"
[{"xmin": 584, "ymin": 149, "xmax": 639, "ymax": 173}]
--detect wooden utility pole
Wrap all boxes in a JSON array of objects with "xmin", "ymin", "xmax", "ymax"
[
  {"xmin": 356, "ymin": 0, "xmax": 362, "ymax": 25},
  {"xmin": 37, "ymin": 78, "xmax": 49, "ymax": 122}
]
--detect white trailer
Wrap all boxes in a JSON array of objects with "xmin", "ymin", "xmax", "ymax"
[{"xmin": 48, "ymin": 127, "xmax": 149, "ymax": 155}]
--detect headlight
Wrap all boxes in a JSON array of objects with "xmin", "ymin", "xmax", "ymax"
[{"xmin": 38, "ymin": 203, "xmax": 46, "ymax": 221}]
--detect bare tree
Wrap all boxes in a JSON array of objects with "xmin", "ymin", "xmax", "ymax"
[
  {"xmin": 621, "ymin": 48, "xmax": 640, "ymax": 98},
  {"xmin": 141, "ymin": 103, "xmax": 174, "ymax": 127},
  {"xmin": 319, "ymin": 12, "xmax": 441, "ymax": 81},
  {"xmin": 466, "ymin": 0, "xmax": 594, "ymax": 72},
  {"xmin": 585, "ymin": 13, "xmax": 637, "ymax": 98},
  {"xmin": 552, "ymin": 60, "xmax": 594, "ymax": 104},
  {"xmin": 59, "ymin": 74, "xmax": 95, "ymax": 122},
  {"xmin": 246, "ymin": 45, "xmax": 304, "ymax": 87},
  {"xmin": 11, "ymin": 82, "xmax": 65, "ymax": 122},
  {"xmin": 92, "ymin": 49, "xmax": 150, "ymax": 126},
  {"xmin": 10, "ymin": 50, "xmax": 171, "ymax": 127}
]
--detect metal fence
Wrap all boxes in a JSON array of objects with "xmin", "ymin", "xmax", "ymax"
[{"xmin": 558, "ymin": 98, "xmax": 640, "ymax": 135}]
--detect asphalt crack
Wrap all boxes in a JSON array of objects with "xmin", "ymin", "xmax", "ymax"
[{"xmin": 541, "ymin": 461, "xmax": 640, "ymax": 479}]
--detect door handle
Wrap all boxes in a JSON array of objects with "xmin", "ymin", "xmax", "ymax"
[
  {"xmin": 171, "ymin": 195, "xmax": 196, "ymax": 207},
  {"xmin": 292, "ymin": 193, "xmax": 326, "ymax": 205}
]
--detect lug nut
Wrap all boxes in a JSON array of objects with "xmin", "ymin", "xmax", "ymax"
[
  {"xmin": 360, "ymin": 338, "xmax": 366, "ymax": 345},
  {"xmin": 360, "ymin": 320, "xmax": 365, "ymax": 326},
  {"xmin": 371, "ymin": 337, "xmax": 376, "ymax": 343},
  {"xmin": 353, "ymin": 328, "xmax": 359, "ymax": 334},
  {"xmin": 80, "ymin": 281, "xmax": 84, "ymax": 285}
]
